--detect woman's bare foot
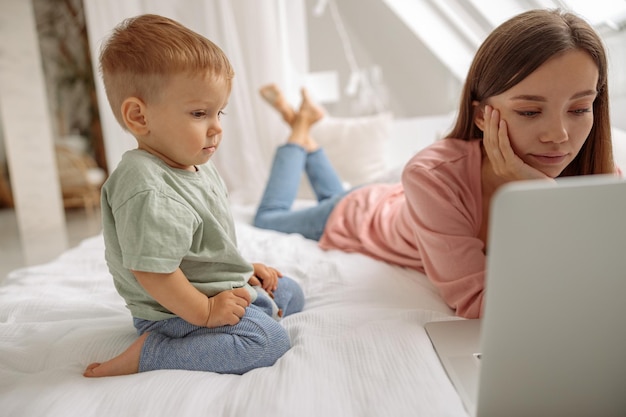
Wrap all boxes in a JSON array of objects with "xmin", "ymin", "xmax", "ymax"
[
  {"xmin": 286, "ymin": 88, "xmax": 325, "ymax": 152},
  {"xmin": 298, "ymin": 88, "xmax": 325, "ymax": 125},
  {"xmin": 83, "ymin": 332, "xmax": 149, "ymax": 377},
  {"xmin": 260, "ymin": 84, "xmax": 296, "ymax": 125},
  {"xmin": 286, "ymin": 128, "xmax": 320, "ymax": 153}
]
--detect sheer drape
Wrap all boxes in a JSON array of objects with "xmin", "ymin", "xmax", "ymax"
[{"xmin": 83, "ymin": 0, "xmax": 307, "ymax": 204}]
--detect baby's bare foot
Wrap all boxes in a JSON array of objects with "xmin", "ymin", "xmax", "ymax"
[
  {"xmin": 83, "ymin": 333, "xmax": 148, "ymax": 378},
  {"xmin": 259, "ymin": 84, "xmax": 296, "ymax": 125}
]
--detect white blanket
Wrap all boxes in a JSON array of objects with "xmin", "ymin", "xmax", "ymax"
[{"xmin": 0, "ymin": 215, "xmax": 467, "ymax": 417}]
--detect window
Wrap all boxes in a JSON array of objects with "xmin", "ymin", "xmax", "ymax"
[{"xmin": 382, "ymin": 0, "xmax": 626, "ymax": 80}]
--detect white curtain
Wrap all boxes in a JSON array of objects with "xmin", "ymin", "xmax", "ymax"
[{"xmin": 83, "ymin": 0, "xmax": 308, "ymax": 204}]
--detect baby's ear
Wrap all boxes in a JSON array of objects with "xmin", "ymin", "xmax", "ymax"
[
  {"xmin": 121, "ymin": 97, "xmax": 149, "ymax": 135},
  {"xmin": 472, "ymin": 100, "xmax": 485, "ymax": 132}
]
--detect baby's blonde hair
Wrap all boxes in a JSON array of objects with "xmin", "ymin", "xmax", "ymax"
[{"xmin": 99, "ymin": 14, "xmax": 235, "ymax": 128}]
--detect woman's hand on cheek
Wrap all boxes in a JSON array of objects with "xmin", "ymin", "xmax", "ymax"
[{"xmin": 483, "ymin": 105, "xmax": 550, "ymax": 182}]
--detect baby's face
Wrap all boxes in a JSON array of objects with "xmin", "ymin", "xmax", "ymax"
[{"xmin": 139, "ymin": 71, "xmax": 230, "ymax": 171}]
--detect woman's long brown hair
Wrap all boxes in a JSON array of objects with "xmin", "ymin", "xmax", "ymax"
[{"xmin": 445, "ymin": 9, "xmax": 614, "ymax": 175}]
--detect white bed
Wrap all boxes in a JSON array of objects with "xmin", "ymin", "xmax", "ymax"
[
  {"xmin": 2, "ymin": 114, "xmax": 625, "ymax": 417},
  {"xmin": 0, "ymin": 207, "xmax": 466, "ymax": 417}
]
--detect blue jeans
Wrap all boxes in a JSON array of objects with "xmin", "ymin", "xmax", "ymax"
[
  {"xmin": 254, "ymin": 144, "xmax": 348, "ymax": 241},
  {"xmin": 133, "ymin": 276, "xmax": 304, "ymax": 375}
]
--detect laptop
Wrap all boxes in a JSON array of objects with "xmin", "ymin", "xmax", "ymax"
[{"xmin": 425, "ymin": 175, "xmax": 626, "ymax": 417}]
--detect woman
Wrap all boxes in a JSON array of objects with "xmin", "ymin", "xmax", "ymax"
[{"xmin": 254, "ymin": 9, "xmax": 616, "ymax": 319}]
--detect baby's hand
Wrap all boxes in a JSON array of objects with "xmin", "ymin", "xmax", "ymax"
[
  {"xmin": 483, "ymin": 105, "xmax": 551, "ymax": 182},
  {"xmin": 250, "ymin": 263, "xmax": 283, "ymax": 294},
  {"xmin": 205, "ymin": 288, "xmax": 251, "ymax": 327}
]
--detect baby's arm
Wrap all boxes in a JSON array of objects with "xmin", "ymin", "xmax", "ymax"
[{"xmin": 133, "ymin": 268, "xmax": 251, "ymax": 327}]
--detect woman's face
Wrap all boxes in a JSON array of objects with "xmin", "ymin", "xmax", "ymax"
[{"xmin": 485, "ymin": 49, "xmax": 599, "ymax": 178}]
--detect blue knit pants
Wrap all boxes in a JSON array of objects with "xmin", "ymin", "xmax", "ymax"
[{"xmin": 133, "ymin": 276, "xmax": 304, "ymax": 374}]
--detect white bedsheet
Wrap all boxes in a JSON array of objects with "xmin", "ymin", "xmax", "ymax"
[{"xmin": 0, "ymin": 215, "xmax": 466, "ymax": 417}]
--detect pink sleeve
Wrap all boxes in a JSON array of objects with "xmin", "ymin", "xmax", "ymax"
[{"xmin": 401, "ymin": 162, "xmax": 486, "ymax": 319}]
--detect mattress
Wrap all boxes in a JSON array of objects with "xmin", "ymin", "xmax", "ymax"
[{"xmin": 0, "ymin": 208, "xmax": 467, "ymax": 417}]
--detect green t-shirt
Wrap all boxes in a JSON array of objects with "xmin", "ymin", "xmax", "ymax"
[{"xmin": 101, "ymin": 150, "xmax": 255, "ymax": 321}]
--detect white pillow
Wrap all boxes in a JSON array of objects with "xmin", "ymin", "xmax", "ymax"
[{"xmin": 297, "ymin": 112, "xmax": 393, "ymax": 198}]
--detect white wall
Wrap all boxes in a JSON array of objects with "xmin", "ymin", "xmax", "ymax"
[
  {"xmin": 305, "ymin": 0, "xmax": 462, "ymax": 118},
  {"xmin": 605, "ymin": 29, "xmax": 626, "ymax": 131},
  {"xmin": 306, "ymin": 0, "xmax": 626, "ymax": 127}
]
